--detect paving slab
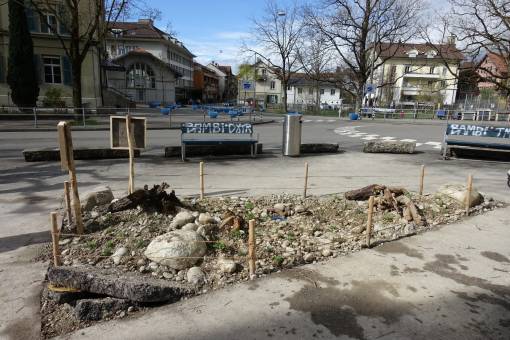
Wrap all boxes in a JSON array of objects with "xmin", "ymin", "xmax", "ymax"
[{"xmin": 58, "ymin": 207, "xmax": 510, "ymax": 340}]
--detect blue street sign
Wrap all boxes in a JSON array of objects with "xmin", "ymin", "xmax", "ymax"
[
  {"xmin": 366, "ymin": 84, "xmax": 375, "ymax": 94},
  {"xmin": 243, "ymin": 81, "xmax": 252, "ymax": 90}
]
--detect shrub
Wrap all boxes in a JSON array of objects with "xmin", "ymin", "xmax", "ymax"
[{"xmin": 42, "ymin": 87, "xmax": 66, "ymax": 108}]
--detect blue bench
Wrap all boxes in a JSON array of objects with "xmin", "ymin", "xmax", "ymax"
[
  {"xmin": 180, "ymin": 122, "xmax": 258, "ymax": 161},
  {"xmin": 442, "ymin": 123, "xmax": 510, "ymax": 159}
]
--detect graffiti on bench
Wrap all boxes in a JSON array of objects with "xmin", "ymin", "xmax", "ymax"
[
  {"xmin": 447, "ymin": 124, "xmax": 510, "ymax": 139},
  {"xmin": 181, "ymin": 122, "xmax": 253, "ymax": 134}
]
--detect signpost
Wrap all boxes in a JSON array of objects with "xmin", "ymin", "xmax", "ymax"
[
  {"xmin": 110, "ymin": 115, "xmax": 146, "ymax": 194},
  {"xmin": 242, "ymin": 81, "xmax": 253, "ymax": 106},
  {"xmin": 57, "ymin": 121, "xmax": 84, "ymax": 234}
]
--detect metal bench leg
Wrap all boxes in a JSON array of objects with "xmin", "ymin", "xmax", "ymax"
[{"xmin": 181, "ymin": 144, "xmax": 186, "ymax": 162}]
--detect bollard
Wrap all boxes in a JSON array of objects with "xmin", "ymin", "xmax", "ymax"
[
  {"xmin": 50, "ymin": 212, "xmax": 61, "ymax": 266},
  {"xmin": 64, "ymin": 181, "xmax": 72, "ymax": 225},
  {"xmin": 33, "ymin": 107, "xmax": 37, "ymax": 128},
  {"xmin": 465, "ymin": 174, "xmax": 473, "ymax": 215},
  {"xmin": 200, "ymin": 161, "xmax": 205, "ymax": 199},
  {"xmin": 419, "ymin": 165, "xmax": 425, "ymax": 196},
  {"xmin": 125, "ymin": 115, "xmax": 135, "ymax": 194},
  {"xmin": 248, "ymin": 219, "xmax": 256, "ymax": 279},
  {"xmin": 366, "ymin": 196, "xmax": 375, "ymax": 248},
  {"xmin": 82, "ymin": 108, "xmax": 86, "ymax": 127},
  {"xmin": 303, "ymin": 162, "xmax": 309, "ymax": 199}
]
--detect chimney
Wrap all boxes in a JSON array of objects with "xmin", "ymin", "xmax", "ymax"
[
  {"xmin": 447, "ymin": 34, "xmax": 456, "ymax": 47},
  {"xmin": 138, "ymin": 18, "xmax": 154, "ymax": 27}
]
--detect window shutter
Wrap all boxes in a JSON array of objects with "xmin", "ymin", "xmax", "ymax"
[
  {"xmin": 0, "ymin": 55, "xmax": 5, "ymax": 83},
  {"xmin": 25, "ymin": 6, "xmax": 39, "ymax": 32},
  {"xmin": 33, "ymin": 55, "xmax": 43, "ymax": 84},
  {"xmin": 62, "ymin": 56, "xmax": 72, "ymax": 85}
]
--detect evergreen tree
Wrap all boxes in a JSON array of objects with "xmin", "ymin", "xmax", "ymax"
[{"xmin": 7, "ymin": 0, "xmax": 39, "ymax": 108}]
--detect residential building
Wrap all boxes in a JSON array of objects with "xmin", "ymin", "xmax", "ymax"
[
  {"xmin": 104, "ymin": 48, "xmax": 180, "ymax": 104},
  {"xmin": 192, "ymin": 62, "xmax": 220, "ymax": 103},
  {"xmin": 477, "ymin": 51, "xmax": 508, "ymax": 91},
  {"xmin": 106, "ymin": 19, "xmax": 195, "ymax": 103},
  {"xmin": 207, "ymin": 62, "xmax": 237, "ymax": 102},
  {"xmin": 237, "ymin": 60, "xmax": 282, "ymax": 107},
  {"xmin": 286, "ymin": 73, "xmax": 343, "ymax": 109},
  {"xmin": 373, "ymin": 42, "xmax": 463, "ymax": 106},
  {"xmin": 0, "ymin": 1, "xmax": 102, "ymax": 106}
]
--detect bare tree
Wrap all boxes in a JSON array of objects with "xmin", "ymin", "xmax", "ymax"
[
  {"xmin": 245, "ymin": 0, "xmax": 303, "ymax": 112},
  {"xmin": 426, "ymin": 0, "xmax": 509, "ymax": 102},
  {"xmin": 306, "ymin": 0, "xmax": 425, "ymax": 110},
  {"xmin": 296, "ymin": 28, "xmax": 334, "ymax": 112},
  {"xmin": 27, "ymin": 0, "xmax": 157, "ymax": 108}
]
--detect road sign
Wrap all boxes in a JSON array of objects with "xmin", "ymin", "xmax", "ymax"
[
  {"xmin": 110, "ymin": 116, "xmax": 147, "ymax": 150},
  {"xmin": 366, "ymin": 83, "xmax": 375, "ymax": 94},
  {"xmin": 243, "ymin": 81, "xmax": 253, "ymax": 90}
]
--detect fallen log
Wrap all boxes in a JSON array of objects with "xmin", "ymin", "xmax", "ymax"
[
  {"xmin": 344, "ymin": 184, "xmax": 386, "ymax": 201},
  {"xmin": 109, "ymin": 183, "xmax": 182, "ymax": 214}
]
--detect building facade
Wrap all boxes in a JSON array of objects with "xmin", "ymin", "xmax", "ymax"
[
  {"xmin": 106, "ymin": 19, "xmax": 195, "ymax": 103},
  {"xmin": 237, "ymin": 60, "xmax": 282, "ymax": 107},
  {"xmin": 373, "ymin": 43, "xmax": 463, "ymax": 106},
  {"xmin": 286, "ymin": 74, "xmax": 343, "ymax": 109},
  {"xmin": 193, "ymin": 62, "xmax": 220, "ymax": 103},
  {"xmin": 206, "ymin": 62, "xmax": 237, "ymax": 102},
  {"xmin": 0, "ymin": 1, "xmax": 101, "ymax": 107},
  {"xmin": 477, "ymin": 52, "xmax": 508, "ymax": 91}
]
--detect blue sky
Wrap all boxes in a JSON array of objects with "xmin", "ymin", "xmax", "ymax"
[{"xmin": 150, "ymin": 0, "xmax": 267, "ymax": 70}]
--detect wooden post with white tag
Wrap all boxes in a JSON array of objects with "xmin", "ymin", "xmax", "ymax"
[
  {"xmin": 57, "ymin": 121, "xmax": 84, "ymax": 234},
  {"xmin": 125, "ymin": 114, "xmax": 135, "ymax": 194}
]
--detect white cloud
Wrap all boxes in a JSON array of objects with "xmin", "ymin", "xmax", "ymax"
[{"xmin": 215, "ymin": 31, "xmax": 251, "ymax": 40}]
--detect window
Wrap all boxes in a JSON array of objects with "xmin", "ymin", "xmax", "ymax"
[
  {"xmin": 270, "ymin": 81, "xmax": 275, "ymax": 90},
  {"xmin": 308, "ymin": 88, "xmax": 313, "ymax": 95},
  {"xmin": 262, "ymin": 69, "xmax": 267, "ymax": 75},
  {"xmin": 287, "ymin": 85, "xmax": 291, "ymax": 91},
  {"xmin": 429, "ymin": 66, "xmax": 435, "ymax": 74},
  {"xmin": 442, "ymin": 67, "xmax": 447, "ymax": 76},
  {"xmin": 297, "ymin": 87, "xmax": 302, "ymax": 94},
  {"xmin": 320, "ymin": 88, "xmax": 324, "ymax": 95},
  {"xmin": 405, "ymin": 65, "xmax": 412, "ymax": 73},
  {"xmin": 330, "ymin": 89, "xmax": 336, "ymax": 95},
  {"xmin": 43, "ymin": 56, "xmax": 62, "ymax": 83},
  {"xmin": 126, "ymin": 62, "xmax": 156, "ymax": 89},
  {"xmin": 40, "ymin": 14, "xmax": 57, "ymax": 34}
]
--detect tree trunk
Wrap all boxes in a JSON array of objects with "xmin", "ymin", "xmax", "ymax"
[
  {"xmin": 282, "ymin": 79, "xmax": 288, "ymax": 113},
  {"xmin": 355, "ymin": 85, "xmax": 364, "ymax": 112},
  {"xmin": 315, "ymin": 80, "xmax": 320, "ymax": 113},
  {"xmin": 72, "ymin": 60, "xmax": 83, "ymax": 110}
]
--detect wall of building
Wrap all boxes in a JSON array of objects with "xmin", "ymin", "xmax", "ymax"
[{"xmin": 287, "ymin": 85, "xmax": 343, "ymax": 107}]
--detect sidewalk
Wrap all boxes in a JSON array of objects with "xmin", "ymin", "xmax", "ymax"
[{"xmin": 59, "ymin": 207, "xmax": 510, "ymax": 340}]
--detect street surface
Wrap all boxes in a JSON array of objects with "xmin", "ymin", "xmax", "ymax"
[{"xmin": 0, "ymin": 114, "xmax": 509, "ymax": 339}]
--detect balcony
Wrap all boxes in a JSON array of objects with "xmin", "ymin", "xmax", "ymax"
[
  {"xmin": 403, "ymin": 72, "xmax": 441, "ymax": 79},
  {"xmin": 401, "ymin": 86, "xmax": 421, "ymax": 96}
]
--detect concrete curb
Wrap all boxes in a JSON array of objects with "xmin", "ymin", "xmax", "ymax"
[{"xmin": 22, "ymin": 148, "xmax": 141, "ymax": 162}]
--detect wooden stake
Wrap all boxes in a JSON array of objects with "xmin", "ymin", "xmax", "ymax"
[
  {"xmin": 50, "ymin": 212, "xmax": 61, "ymax": 266},
  {"xmin": 465, "ymin": 174, "xmax": 473, "ymax": 215},
  {"xmin": 199, "ymin": 161, "xmax": 205, "ymax": 199},
  {"xmin": 248, "ymin": 219, "xmax": 256, "ymax": 279},
  {"xmin": 126, "ymin": 115, "xmax": 135, "ymax": 194},
  {"xmin": 366, "ymin": 196, "xmax": 375, "ymax": 248},
  {"xmin": 303, "ymin": 162, "xmax": 309, "ymax": 199},
  {"xmin": 58, "ymin": 122, "xmax": 83, "ymax": 234},
  {"xmin": 64, "ymin": 181, "xmax": 72, "ymax": 226},
  {"xmin": 419, "ymin": 165, "xmax": 425, "ymax": 196}
]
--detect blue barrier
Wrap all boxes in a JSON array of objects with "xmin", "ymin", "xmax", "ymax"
[
  {"xmin": 149, "ymin": 101, "xmax": 161, "ymax": 108},
  {"xmin": 208, "ymin": 110, "xmax": 218, "ymax": 118}
]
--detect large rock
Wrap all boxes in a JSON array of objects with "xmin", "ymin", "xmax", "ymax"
[
  {"xmin": 170, "ymin": 211, "xmax": 195, "ymax": 229},
  {"xmin": 363, "ymin": 141, "xmax": 416, "ymax": 154},
  {"xmin": 437, "ymin": 184, "xmax": 483, "ymax": 208},
  {"xmin": 47, "ymin": 266, "xmax": 192, "ymax": 303},
  {"xmin": 74, "ymin": 298, "xmax": 129, "ymax": 321},
  {"xmin": 144, "ymin": 230, "xmax": 207, "ymax": 270},
  {"xmin": 82, "ymin": 186, "xmax": 114, "ymax": 211}
]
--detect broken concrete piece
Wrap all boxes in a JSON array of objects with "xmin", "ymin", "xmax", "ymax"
[
  {"xmin": 47, "ymin": 266, "xmax": 192, "ymax": 303},
  {"xmin": 74, "ymin": 297, "xmax": 129, "ymax": 321},
  {"xmin": 144, "ymin": 230, "xmax": 207, "ymax": 270},
  {"xmin": 363, "ymin": 141, "xmax": 416, "ymax": 154}
]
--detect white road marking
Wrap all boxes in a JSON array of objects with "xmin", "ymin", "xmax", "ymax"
[
  {"xmin": 304, "ymin": 119, "xmax": 313, "ymax": 123},
  {"xmin": 362, "ymin": 136, "xmax": 379, "ymax": 140},
  {"xmin": 381, "ymin": 136, "xmax": 396, "ymax": 141},
  {"xmin": 327, "ymin": 120, "xmax": 335, "ymax": 122},
  {"xmin": 349, "ymin": 134, "xmax": 366, "ymax": 138},
  {"xmin": 425, "ymin": 141, "xmax": 442, "ymax": 146},
  {"xmin": 400, "ymin": 139, "xmax": 417, "ymax": 142},
  {"xmin": 317, "ymin": 120, "xmax": 324, "ymax": 122},
  {"xmin": 416, "ymin": 143, "xmax": 424, "ymax": 147}
]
